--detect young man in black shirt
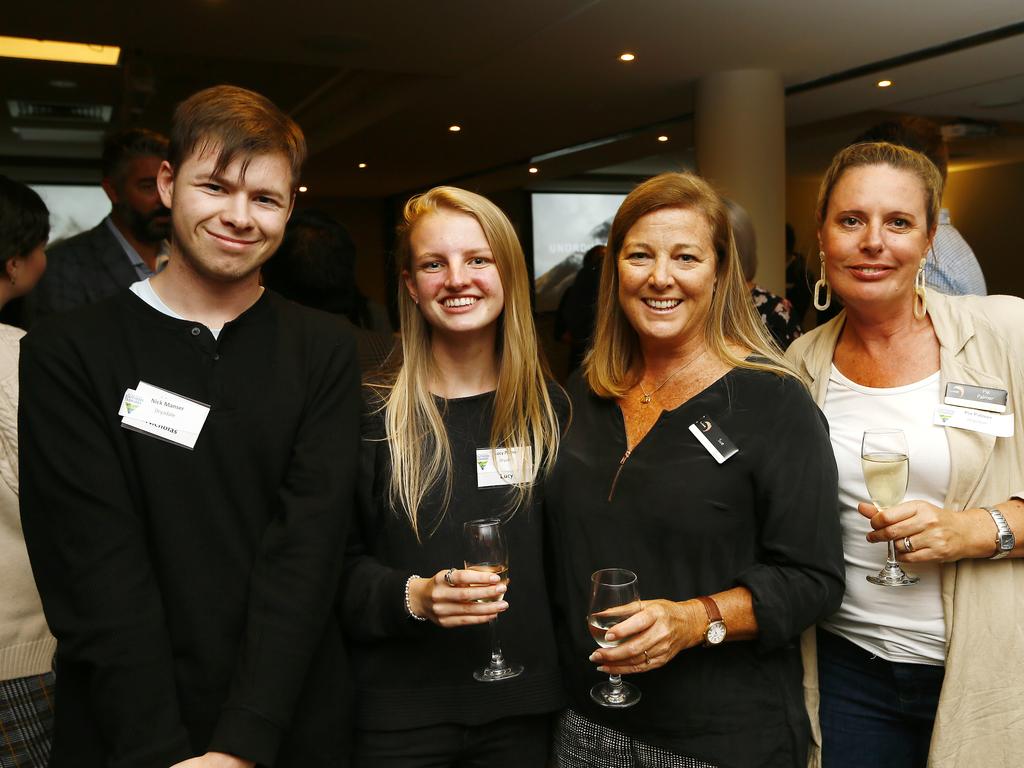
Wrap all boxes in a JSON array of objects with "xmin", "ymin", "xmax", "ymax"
[{"xmin": 19, "ymin": 85, "xmax": 360, "ymax": 768}]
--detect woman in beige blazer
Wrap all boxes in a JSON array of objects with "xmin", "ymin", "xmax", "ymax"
[{"xmin": 786, "ymin": 141, "xmax": 1024, "ymax": 768}]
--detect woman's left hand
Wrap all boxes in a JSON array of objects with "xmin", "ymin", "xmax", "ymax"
[
  {"xmin": 588, "ymin": 599, "xmax": 705, "ymax": 675},
  {"xmin": 860, "ymin": 500, "xmax": 990, "ymax": 562}
]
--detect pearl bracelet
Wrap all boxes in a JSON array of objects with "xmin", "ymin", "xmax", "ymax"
[{"xmin": 405, "ymin": 574, "xmax": 427, "ymax": 621}]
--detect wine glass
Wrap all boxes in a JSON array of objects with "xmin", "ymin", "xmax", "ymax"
[
  {"xmin": 463, "ymin": 519, "xmax": 521, "ymax": 681},
  {"xmin": 588, "ymin": 568, "xmax": 642, "ymax": 708},
  {"xmin": 862, "ymin": 429, "xmax": 918, "ymax": 586}
]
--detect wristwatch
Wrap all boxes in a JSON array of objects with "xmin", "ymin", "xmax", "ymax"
[
  {"xmin": 985, "ymin": 506, "xmax": 1015, "ymax": 559},
  {"xmin": 696, "ymin": 595, "xmax": 727, "ymax": 647}
]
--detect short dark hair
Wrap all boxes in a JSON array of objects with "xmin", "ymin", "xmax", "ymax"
[
  {"xmin": 168, "ymin": 85, "xmax": 306, "ymax": 188},
  {"xmin": 0, "ymin": 175, "xmax": 49, "ymax": 265},
  {"xmin": 262, "ymin": 209, "xmax": 358, "ymax": 318},
  {"xmin": 854, "ymin": 116, "xmax": 948, "ymax": 183},
  {"xmin": 101, "ymin": 128, "xmax": 169, "ymax": 181}
]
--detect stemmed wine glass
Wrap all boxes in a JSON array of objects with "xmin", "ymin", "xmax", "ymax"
[
  {"xmin": 861, "ymin": 429, "xmax": 918, "ymax": 586},
  {"xmin": 587, "ymin": 568, "xmax": 642, "ymax": 708},
  {"xmin": 463, "ymin": 519, "xmax": 521, "ymax": 681}
]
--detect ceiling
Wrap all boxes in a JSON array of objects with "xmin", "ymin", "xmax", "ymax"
[{"xmin": 3, "ymin": 1, "xmax": 1024, "ymax": 197}]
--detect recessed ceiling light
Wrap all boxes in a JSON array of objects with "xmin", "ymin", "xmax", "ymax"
[
  {"xmin": 877, "ymin": 79, "xmax": 893, "ymax": 88},
  {"xmin": 49, "ymin": 79, "xmax": 77, "ymax": 89},
  {"xmin": 449, "ymin": 124, "xmax": 461, "ymax": 132},
  {"xmin": 619, "ymin": 52, "xmax": 636, "ymax": 62},
  {"xmin": 528, "ymin": 167, "xmax": 539, "ymax": 174},
  {"xmin": 657, "ymin": 135, "xmax": 669, "ymax": 142},
  {"xmin": 358, "ymin": 163, "xmax": 367, "ymax": 169},
  {"xmin": 298, "ymin": 186, "xmax": 308, "ymax": 193},
  {"xmin": 0, "ymin": 35, "xmax": 121, "ymax": 66}
]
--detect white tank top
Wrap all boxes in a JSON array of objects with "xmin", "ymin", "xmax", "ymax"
[{"xmin": 820, "ymin": 364, "xmax": 949, "ymax": 665}]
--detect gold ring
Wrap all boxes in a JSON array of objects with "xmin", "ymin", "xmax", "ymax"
[
  {"xmin": 643, "ymin": 649, "xmax": 651, "ymax": 665},
  {"xmin": 903, "ymin": 536, "xmax": 914, "ymax": 553},
  {"xmin": 444, "ymin": 568, "xmax": 456, "ymax": 587}
]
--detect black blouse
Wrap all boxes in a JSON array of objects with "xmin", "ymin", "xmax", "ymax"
[
  {"xmin": 341, "ymin": 386, "xmax": 566, "ymax": 731},
  {"xmin": 546, "ymin": 366, "xmax": 844, "ymax": 768}
]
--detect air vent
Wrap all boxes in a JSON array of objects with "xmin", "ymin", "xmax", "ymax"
[{"xmin": 7, "ymin": 100, "xmax": 113, "ymax": 123}]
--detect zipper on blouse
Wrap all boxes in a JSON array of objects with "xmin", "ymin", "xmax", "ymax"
[{"xmin": 607, "ymin": 449, "xmax": 632, "ymax": 502}]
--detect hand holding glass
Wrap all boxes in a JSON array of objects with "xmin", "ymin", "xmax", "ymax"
[
  {"xmin": 463, "ymin": 519, "xmax": 521, "ymax": 681},
  {"xmin": 862, "ymin": 429, "xmax": 918, "ymax": 586},
  {"xmin": 587, "ymin": 568, "xmax": 642, "ymax": 708}
]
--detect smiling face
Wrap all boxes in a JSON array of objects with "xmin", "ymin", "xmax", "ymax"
[
  {"xmin": 617, "ymin": 206, "xmax": 717, "ymax": 352},
  {"xmin": 404, "ymin": 208, "xmax": 505, "ymax": 344},
  {"xmin": 819, "ymin": 163, "xmax": 934, "ymax": 314},
  {"xmin": 157, "ymin": 147, "xmax": 294, "ymax": 286}
]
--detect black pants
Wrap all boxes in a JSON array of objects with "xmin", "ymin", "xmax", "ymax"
[{"xmin": 353, "ymin": 713, "xmax": 552, "ymax": 768}]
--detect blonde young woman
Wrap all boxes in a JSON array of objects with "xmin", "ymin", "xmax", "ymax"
[
  {"xmin": 545, "ymin": 172, "xmax": 844, "ymax": 768},
  {"xmin": 787, "ymin": 142, "xmax": 1024, "ymax": 768},
  {"xmin": 341, "ymin": 187, "xmax": 566, "ymax": 767}
]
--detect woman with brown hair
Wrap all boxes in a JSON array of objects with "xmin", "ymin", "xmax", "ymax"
[
  {"xmin": 546, "ymin": 172, "xmax": 844, "ymax": 767},
  {"xmin": 787, "ymin": 141, "xmax": 1024, "ymax": 768}
]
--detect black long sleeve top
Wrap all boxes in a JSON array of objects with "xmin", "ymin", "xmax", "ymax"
[
  {"xmin": 18, "ymin": 290, "xmax": 360, "ymax": 768},
  {"xmin": 341, "ymin": 387, "xmax": 566, "ymax": 731},
  {"xmin": 546, "ymin": 367, "xmax": 844, "ymax": 768}
]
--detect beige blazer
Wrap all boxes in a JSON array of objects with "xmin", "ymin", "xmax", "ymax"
[{"xmin": 786, "ymin": 291, "xmax": 1024, "ymax": 768}]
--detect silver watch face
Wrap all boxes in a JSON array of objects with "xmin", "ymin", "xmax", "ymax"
[
  {"xmin": 706, "ymin": 620, "xmax": 727, "ymax": 645},
  {"xmin": 999, "ymin": 532, "xmax": 1015, "ymax": 551}
]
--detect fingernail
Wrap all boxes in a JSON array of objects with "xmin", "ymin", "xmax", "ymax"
[
  {"xmin": 605, "ymin": 634, "xmax": 615, "ymax": 642},
  {"xmin": 497, "ymin": 601, "xmax": 508, "ymax": 610},
  {"xmin": 588, "ymin": 652, "xmax": 599, "ymax": 662},
  {"xmin": 496, "ymin": 584, "xmax": 507, "ymax": 593},
  {"xmin": 597, "ymin": 666, "xmax": 608, "ymax": 673}
]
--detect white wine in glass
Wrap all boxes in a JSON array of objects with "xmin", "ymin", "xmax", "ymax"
[
  {"xmin": 862, "ymin": 429, "xmax": 918, "ymax": 586},
  {"xmin": 588, "ymin": 568, "xmax": 642, "ymax": 708},
  {"xmin": 463, "ymin": 519, "xmax": 522, "ymax": 681}
]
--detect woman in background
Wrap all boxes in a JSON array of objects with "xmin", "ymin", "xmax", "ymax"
[
  {"xmin": 341, "ymin": 186, "xmax": 566, "ymax": 767},
  {"xmin": 0, "ymin": 175, "xmax": 55, "ymax": 768},
  {"xmin": 787, "ymin": 141, "xmax": 1024, "ymax": 767}
]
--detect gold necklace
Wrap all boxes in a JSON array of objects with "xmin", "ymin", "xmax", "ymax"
[{"xmin": 638, "ymin": 350, "xmax": 707, "ymax": 404}]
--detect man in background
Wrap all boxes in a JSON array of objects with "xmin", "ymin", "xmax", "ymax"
[
  {"xmin": 855, "ymin": 116, "xmax": 987, "ymax": 296},
  {"xmin": 30, "ymin": 128, "xmax": 170, "ymax": 321}
]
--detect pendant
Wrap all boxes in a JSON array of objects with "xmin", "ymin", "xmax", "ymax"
[{"xmin": 640, "ymin": 394, "xmax": 652, "ymax": 404}]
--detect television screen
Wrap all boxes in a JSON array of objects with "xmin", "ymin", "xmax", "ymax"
[
  {"xmin": 530, "ymin": 192, "xmax": 624, "ymax": 312},
  {"xmin": 31, "ymin": 184, "xmax": 110, "ymax": 245}
]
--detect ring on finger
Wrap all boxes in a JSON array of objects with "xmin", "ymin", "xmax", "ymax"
[
  {"xmin": 444, "ymin": 567, "xmax": 456, "ymax": 587},
  {"xmin": 643, "ymin": 649, "xmax": 651, "ymax": 665},
  {"xmin": 903, "ymin": 536, "xmax": 915, "ymax": 553}
]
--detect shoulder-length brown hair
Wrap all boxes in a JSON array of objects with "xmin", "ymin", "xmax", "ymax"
[{"xmin": 585, "ymin": 172, "xmax": 794, "ymax": 398}]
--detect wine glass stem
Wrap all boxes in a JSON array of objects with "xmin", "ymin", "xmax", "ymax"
[
  {"xmin": 608, "ymin": 673, "xmax": 623, "ymax": 693},
  {"xmin": 488, "ymin": 614, "xmax": 508, "ymax": 670},
  {"xmin": 887, "ymin": 539, "xmax": 898, "ymax": 566}
]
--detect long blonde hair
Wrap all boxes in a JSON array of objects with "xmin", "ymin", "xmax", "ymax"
[
  {"xmin": 585, "ymin": 172, "xmax": 794, "ymax": 397},
  {"xmin": 371, "ymin": 186, "xmax": 561, "ymax": 539}
]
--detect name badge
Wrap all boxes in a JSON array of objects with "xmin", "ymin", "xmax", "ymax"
[
  {"xmin": 119, "ymin": 381, "xmax": 211, "ymax": 450},
  {"xmin": 943, "ymin": 382, "xmax": 1007, "ymax": 413},
  {"xmin": 688, "ymin": 416, "xmax": 738, "ymax": 464},
  {"xmin": 476, "ymin": 446, "xmax": 533, "ymax": 488},
  {"xmin": 933, "ymin": 404, "xmax": 1014, "ymax": 438}
]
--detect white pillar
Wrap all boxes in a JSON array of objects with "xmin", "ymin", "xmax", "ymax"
[{"xmin": 695, "ymin": 70, "xmax": 786, "ymax": 295}]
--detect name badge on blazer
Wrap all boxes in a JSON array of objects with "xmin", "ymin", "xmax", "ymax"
[
  {"xmin": 933, "ymin": 404, "xmax": 1014, "ymax": 438},
  {"xmin": 944, "ymin": 382, "xmax": 1007, "ymax": 413},
  {"xmin": 688, "ymin": 416, "xmax": 738, "ymax": 464}
]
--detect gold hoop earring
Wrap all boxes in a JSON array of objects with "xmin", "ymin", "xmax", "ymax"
[
  {"xmin": 913, "ymin": 256, "xmax": 927, "ymax": 320},
  {"xmin": 813, "ymin": 251, "xmax": 831, "ymax": 311}
]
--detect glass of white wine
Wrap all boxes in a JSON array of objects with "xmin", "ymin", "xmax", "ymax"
[
  {"xmin": 588, "ymin": 568, "xmax": 642, "ymax": 708},
  {"xmin": 463, "ymin": 518, "xmax": 521, "ymax": 682},
  {"xmin": 862, "ymin": 429, "xmax": 918, "ymax": 586}
]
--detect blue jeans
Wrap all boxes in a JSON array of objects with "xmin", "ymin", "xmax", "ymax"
[{"xmin": 817, "ymin": 628, "xmax": 944, "ymax": 768}]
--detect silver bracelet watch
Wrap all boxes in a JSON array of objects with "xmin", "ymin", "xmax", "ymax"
[{"xmin": 984, "ymin": 507, "xmax": 1015, "ymax": 560}]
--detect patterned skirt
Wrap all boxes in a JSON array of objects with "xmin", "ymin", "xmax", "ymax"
[
  {"xmin": 554, "ymin": 709, "xmax": 716, "ymax": 768},
  {"xmin": 0, "ymin": 672, "xmax": 55, "ymax": 768}
]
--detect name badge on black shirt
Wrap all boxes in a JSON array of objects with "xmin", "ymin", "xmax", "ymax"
[{"xmin": 689, "ymin": 416, "xmax": 738, "ymax": 464}]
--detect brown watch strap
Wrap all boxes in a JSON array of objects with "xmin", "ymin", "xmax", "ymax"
[{"xmin": 697, "ymin": 595, "xmax": 723, "ymax": 624}]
